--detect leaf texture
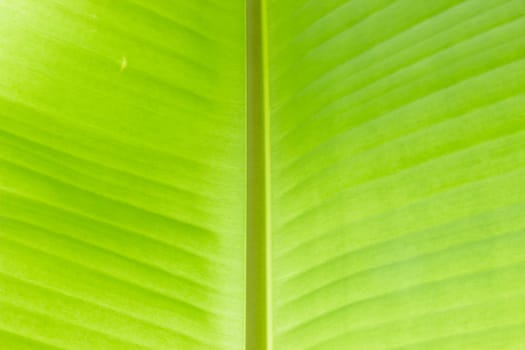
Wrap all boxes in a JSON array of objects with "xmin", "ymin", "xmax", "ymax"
[
  {"xmin": 268, "ymin": 0, "xmax": 525, "ymax": 348},
  {"xmin": 2, "ymin": 0, "xmax": 525, "ymax": 349},
  {"xmin": 0, "ymin": 0, "xmax": 246, "ymax": 349}
]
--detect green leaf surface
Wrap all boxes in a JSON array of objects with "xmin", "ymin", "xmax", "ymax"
[
  {"xmin": 2, "ymin": 0, "xmax": 525, "ymax": 349},
  {"xmin": 268, "ymin": 0, "xmax": 525, "ymax": 348},
  {"xmin": 0, "ymin": 0, "xmax": 246, "ymax": 349}
]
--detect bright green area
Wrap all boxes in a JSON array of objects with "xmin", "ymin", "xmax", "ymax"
[
  {"xmin": 268, "ymin": 0, "xmax": 525, "ymax": 348},
  {"xmin": 0, "ymin": 0, "xmax": 246, "ymax": 349},
  {"xmin": 2, "ymin": 0, "xmax": 525, "ymax": 349}
]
